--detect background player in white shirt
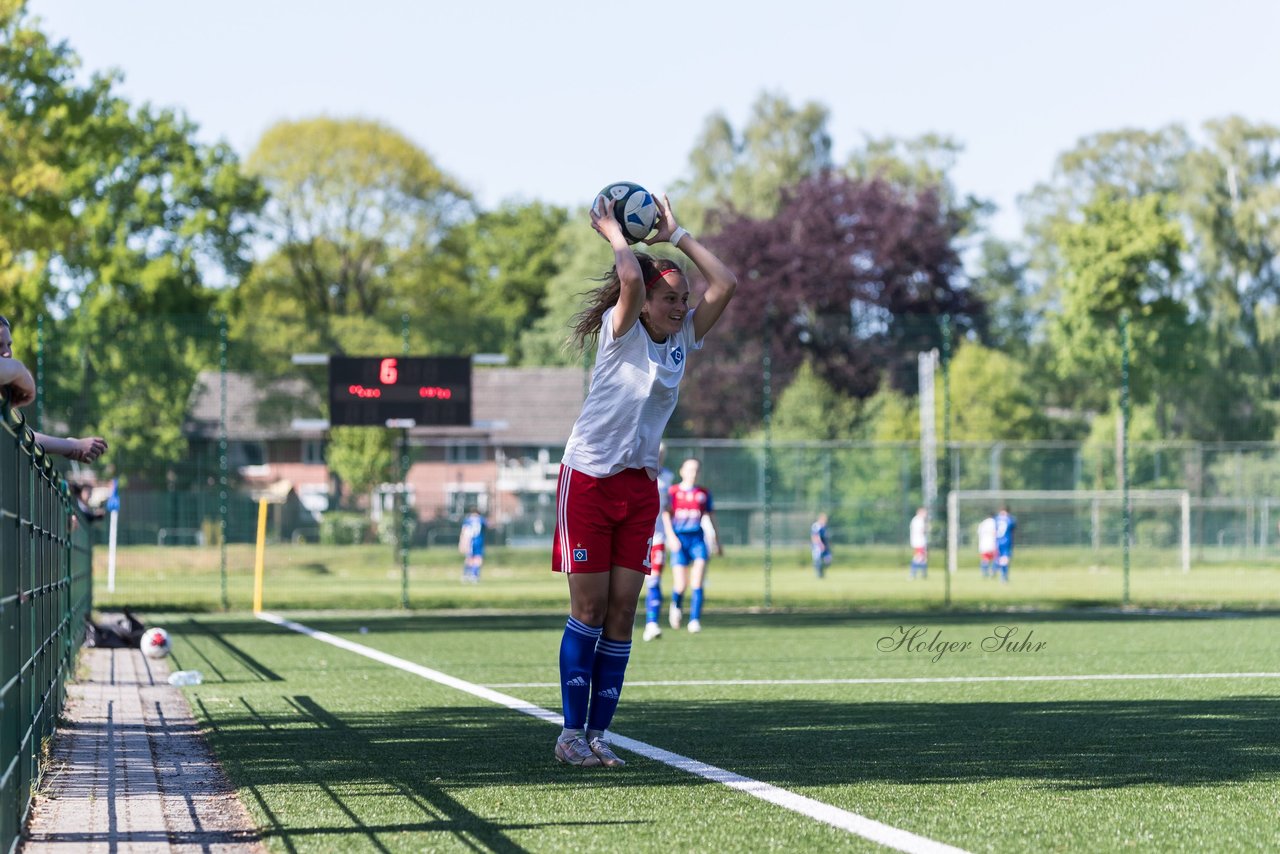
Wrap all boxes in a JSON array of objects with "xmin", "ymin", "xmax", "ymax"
[
  {"xmin": 977, "ymin": 513, "xmax": 997, "ymax": 577},
  {"xmin": 550, "ymin": 193, "xmax": 737, "ymax": 768},
  {"xmin": 909, "ymin": 506, "xmax": 929, "ymax": 579}
]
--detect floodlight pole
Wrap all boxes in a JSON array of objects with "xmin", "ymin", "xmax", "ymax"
[
  {"xmin": 219, "ymin": 315, "xmax": 230, "ymax": 611},
  {"xmin": 400, "ymin": 316, "xmax": 411, "ymax": 609},
  {"xmin": 941, "ymin": 315, "xmax": 952, "ymax": 609},
  {"xmin": 1121, "ymin": 311, "xmax": 1131, "ymax": 606},
  {"xmin": 761, "ymin": 296, "xmax": 774, "ymax": 609}
]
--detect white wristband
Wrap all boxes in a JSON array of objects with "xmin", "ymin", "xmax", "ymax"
[{"xmin": 670, "ymin": 227, "xmax": 690, "ymax": 248}]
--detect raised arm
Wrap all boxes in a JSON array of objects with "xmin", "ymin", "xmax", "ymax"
[
  {"xmin": 589, "ymin": 195, "xmax": 645, "ymax": 339},
  {"xmin": 645, "ymin": 195, "xmax": 738, "ymax": 341}
]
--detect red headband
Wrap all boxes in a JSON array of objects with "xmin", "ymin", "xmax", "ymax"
[{"xmin": 645, "ymin": 267, "xmax": 680, "ymax": 290}]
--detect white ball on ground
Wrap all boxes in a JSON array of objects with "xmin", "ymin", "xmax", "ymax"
[{"xmin": 141, "ymin": 626, "xmax": 171, "ymax": 659}]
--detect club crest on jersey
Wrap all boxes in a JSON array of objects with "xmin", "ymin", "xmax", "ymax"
[
  {"xmin": 572, "ymin": 548, "xmax": 588, "ymax": 562},
  {"xmin": 670, "ymin": 346, "xmax": 684, "ymax": 365}
]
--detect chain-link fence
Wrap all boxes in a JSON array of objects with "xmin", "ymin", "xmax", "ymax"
[
  {"xmin": 1, "ymin": 391, "xmax": 93, "ymax": 853},
  {"xmin": 15, "ymin": 311, "xmax": 1280, "ymax": 612}
]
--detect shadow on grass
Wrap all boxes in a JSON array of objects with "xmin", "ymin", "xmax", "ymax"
[
  {"xmin": 193, "ymin": 695, "xmax": 650, "ymax": 853},
  {"xmin": 191, "ymin": 689, "xmax": 1280, "ymax": 851}
]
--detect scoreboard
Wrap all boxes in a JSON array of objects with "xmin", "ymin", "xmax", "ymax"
[{"xmin": 328, "ymin": 356, "xmax": 472, "ymax": 427}]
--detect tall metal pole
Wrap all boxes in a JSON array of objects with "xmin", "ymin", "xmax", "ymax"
[
  {"xmin": 36, "ymin": 314, "xmax": 44, "ymax": 431},
  {"xmin": 219, "ymin": 315, "xmax": 229, "ymax": 611},
  {"xmin": 941, "ymin": 315, "xmax": 952, "ymax": 608},
  {"xmin": 762, "ymin": 299, "xmax": 774, "ymax": 608},
  {"xmin": 1121, "ymin": 311, "xmax": 1131, "ymax": 606},
  {"xmin": 400, "ymin": 313, "xmax": 411, "ymax": 609}
]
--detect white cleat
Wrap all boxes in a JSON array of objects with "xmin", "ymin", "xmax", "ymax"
[
  {"xmin": 687, "ymin": 619, "xmax": 702, "ymax": 634},
  {"xmin": 555, "ymin": 735, "xmax": 602, "ymax": 767},
  {"xmin": 668, "ymin": 605, "xmax": 682, "ymax": 630},
  {"xmin": 588, "ymin": 736, "xmax": 626, "ymax": 767},
  {"xmin": 642, "ymin": 622, "xmax": 662, "ymax": 642}
]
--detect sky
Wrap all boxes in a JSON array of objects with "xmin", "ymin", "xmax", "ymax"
[{"xmin": 28, "ymin": 0, "xmax": 1280, "ymax": 240}]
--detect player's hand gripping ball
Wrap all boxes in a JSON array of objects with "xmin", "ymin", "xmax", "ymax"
[
  {"xmin": 141, "ymin": 626, "xmax": 171, "ymax": 659},
  {"xmin": 597, "ymin": 181, "xmax": 658, "ymax": 244}
]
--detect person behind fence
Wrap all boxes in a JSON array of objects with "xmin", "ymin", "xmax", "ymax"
[
  {"xmin": 978, "ymin": 511, "xmax": 997, "ymax": 577},
  {"xmin": 909, "ymin": 506, "xmax": 929, "ymax": 579},
  {"xmin": 550, "ymin": 191, "xmax": 737, "ymax": 769},
  {"xmin": 995, "ymin": 505, "xmax": 1016, "ymax": 583},
  {"xmin": 0, "ymin": 315, "xmax": 108, "ymax": 462},
  {"xmin": 642, "ymin": 442, "xmax": 675, "ymax": 642},
  {"xmin": 458, "ymin": 507, "xmax": 486, "ymax": 583},
  {"xmin": 810, "ymin": 512, "xmax": 832, "ymax": 578}
]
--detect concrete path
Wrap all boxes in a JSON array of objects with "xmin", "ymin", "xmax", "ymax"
[{"xmin": 21, "ymin": 647, "xmax": 263, "ymax": 853}]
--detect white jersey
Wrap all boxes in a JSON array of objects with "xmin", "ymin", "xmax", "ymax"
[
  {"xmin": 910, "ymin": 514, "xmax": 928, "ymax": 549},
  {"xmin": 562, "ymin": 306, "xmax": 703, "ymax": 479},
  {"xmin": 977, "ymin": 517, "xmax": 997, "ymax": 553}
]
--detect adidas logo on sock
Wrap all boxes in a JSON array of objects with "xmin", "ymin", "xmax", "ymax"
[
  {"xmin": 595, "ymin": 687, "xmax": 620, "ymax": 700},
  {"xmin": 565, "ymin": 676, "xmax": 587, "ymax": 687}
]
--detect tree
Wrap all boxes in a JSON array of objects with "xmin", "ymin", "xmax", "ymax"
[
  {"xmin": 1049, "ymin": 190, "xmax": 1194, "ymax": 434},
  {"xmin": 326, "ymin": 427, "xmax": 395, "ymax": 501},
  {"xmin": 673, "ymin": 91, "xmax": 832, "ymax": 229},
  {"xmin": 245, "ymin": 117, "xmax": 471, "ymax": 343},
  {"xmin": 1, "ymin": 0, "xmax": 264, "ymax": 475},
  {"xmin": 680, "ymin": 172, "xmax": 979, "ymax": 437}
]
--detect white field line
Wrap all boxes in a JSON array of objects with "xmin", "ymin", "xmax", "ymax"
[
  {"xmin": 486, "ymin": 672, "xmax": 1280, "ymax": 688},
  {"xmin": 256, "ymin": 611, "xmax": 968, "ymax": 854}
]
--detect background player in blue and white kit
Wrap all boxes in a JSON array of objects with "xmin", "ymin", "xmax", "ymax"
[
  {"xmin": 664, "ymin": 457, "xmax": 722, "ymax": 633},
  {"xmin": 643, "ymin": 444, "xmax": 674, "ymax": 642},
  {"xmin": 548, "ymin": 193, "xmax": 737, "ymax": 768},
  {"xmin": 995, "ymin": 505, "xmax": 1016, "ymax": 583},
  {"xmin": 810, "ymin": 513, "xmax": 832, "ymax": 578},
  {"xmin": 458, "ymin": 507, "xmax": 486, "ymax": 583},
  {"xmin": 909, "ymin": 506, "xmax": 928, "ymax": 579}
]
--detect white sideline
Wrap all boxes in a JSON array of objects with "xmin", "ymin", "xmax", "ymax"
[
  {"xmin": 257, "ymin": 611, "xmax": 967, "ymax": 854},
  {"xmin": 486, "ymin": 672, "xmax": 1280, "ymax": 688}
]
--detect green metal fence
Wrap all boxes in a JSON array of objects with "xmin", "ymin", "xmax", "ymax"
[{"xmin": 1, "ymin": 390, "xmax": 93, "ymax": 854}]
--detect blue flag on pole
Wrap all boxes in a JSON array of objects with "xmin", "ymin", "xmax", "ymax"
[{"xmin": 106, "ymin": 478, "xmax": 120, "ymax": 513}]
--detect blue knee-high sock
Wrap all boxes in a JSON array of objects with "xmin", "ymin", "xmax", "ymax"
[
  {"xmin": 672, "ymin": 589, "xmax": 684, "ymax": 610},
  {"xmin": 690, "ymin": 587, "xmax": 705, "ymax": 621},
  {"xmin": 559, "ymin": 617, "xmax": 602, "ymax": 731},
  {"xmin": 586, "ymin": 637, "xmax": 631, "ymax": 733},
  {"xmin": 645, "ymin": 579, "xmax": 663, "ymax": 624}
]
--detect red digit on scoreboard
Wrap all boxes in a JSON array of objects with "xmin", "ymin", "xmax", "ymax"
[{"xmin": 379, "ymin": 358, "xmax": 398, "ymax": 384}]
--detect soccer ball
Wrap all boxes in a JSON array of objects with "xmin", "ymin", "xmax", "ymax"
[
  {"xmin": 598, "ymin": 181, "xmax": 657, "ymax": 244},
  {"xmin": 141, "ymin": 627, "xmax": 171, "ymax": 659}
]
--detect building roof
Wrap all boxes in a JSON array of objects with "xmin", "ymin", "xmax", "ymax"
[{"xmin": 184, "ymin": 366, "xmax": 586, "ymax": 446}]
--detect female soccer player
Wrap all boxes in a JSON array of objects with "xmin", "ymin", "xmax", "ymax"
[
  {"xmin": 551, "ymin": 193, "xmax": 737, "ymax": 768},
  {"xmin": 664, "ymin": 457, "xmax": 722, "ymax": 633}
]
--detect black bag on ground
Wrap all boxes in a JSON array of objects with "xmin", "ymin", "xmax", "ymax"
[{"xmin": 85, "ymin": 610, "xmax": 146, "ymax": 648}]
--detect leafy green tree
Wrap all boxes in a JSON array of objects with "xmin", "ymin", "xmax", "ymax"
[
  {"xmin": 673, "ymin": 91, "xmax": 832, "ymax": 229},
  {"xmin": 1, "ymin": 0, "xmax": 263, "ymax": 476},
  {"xmin": 1049, "ymin": 190, "xmax": 1191, "ymax": 434},
  {"xmin": 245, "ymin": 117, "xmax": 471, "ymax": 345},
  {"xmin": 326, "ymin": 427, "xmax": 395, "ymax": 502},
  {"xmin": 516, "ymin": 214, "xmax": 614, "ymax": 367},
  {"xmin": 845, "ymin": 133, "xmax": 993, "ymax": 235}
]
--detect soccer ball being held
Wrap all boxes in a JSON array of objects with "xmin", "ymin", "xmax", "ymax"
[
  {"xmin": 141, "ymin": 627, "xmax": 171, "ymax": 659},
  {"xmin": 597, "ymin": 181, "xmax": 657, "ymax": 244}
]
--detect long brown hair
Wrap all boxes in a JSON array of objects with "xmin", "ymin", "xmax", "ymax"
[{"xmin": 568, "ymin": 253, "xmax": 682, "ymax": 352}]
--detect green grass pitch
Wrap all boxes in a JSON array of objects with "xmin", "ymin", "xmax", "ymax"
[{"xmin": 161, "ymin": 608, "xmax": 1280, "ymax": 852}]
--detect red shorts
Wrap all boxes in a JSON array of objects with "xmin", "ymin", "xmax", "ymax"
[
  {"xmin": 552, "ymin": 465, "xmax": 659, "ymax": 574},
  {"xmin": 913, "ymin": 547, "xmax": 927, "ymax": 561},
  {"xmin": 980, "ymin": 550, "xmax": 995, "ymax": 562}
]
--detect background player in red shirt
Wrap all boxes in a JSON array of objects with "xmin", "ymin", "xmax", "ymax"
[{"xmin": 664, "ymin": 457, "xmax": 722, "ymax": 633}]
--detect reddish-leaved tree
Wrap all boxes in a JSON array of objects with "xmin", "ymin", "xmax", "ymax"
[{"xmin": 677, "ymin": 172, "xmax": 980, "ymax": 436}]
